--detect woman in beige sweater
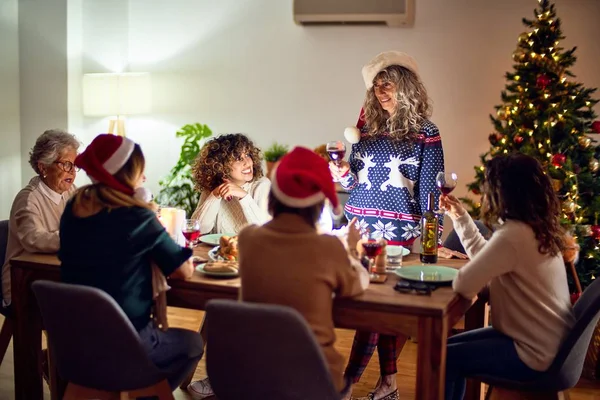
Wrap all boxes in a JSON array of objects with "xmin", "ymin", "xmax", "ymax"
[
  {"xmin": 441, "ymin": 153, "xmax": 574, "ymax": 400},
  {"xmin": 239, "ymin": 147, "xmax": 369, "ymax": 393}
]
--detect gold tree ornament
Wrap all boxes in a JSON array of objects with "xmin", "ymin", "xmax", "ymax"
[
  {"xmin": 578, "ymin": 136, "xmax": 592, "ymax": 149},
  {"xmin": 581, "ymin": 225, "xmax": 593, "ymax": 237},
  {"xmin": 551, "ymin": 179, "xmax": 562, "ymax": 192},
  {"xmin": 562, "ymin": 199, "xmax": 577, "ymax": 213},
  {"xmin": 590, "ymin": 158, "xmax": 600, "ymax": 173}
]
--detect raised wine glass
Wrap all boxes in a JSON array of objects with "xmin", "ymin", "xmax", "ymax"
[
  {"xmin": 182, "ymin": 219, "xmax": 201, "ymax": 249},
  {"xmin": 362, "ymin": 231, "xmax": 385, "ymax": 280},
  {"xmin": 326, "ymin": 141, "xmax": 346, "ymax": 166},
  {"xmin": 435, "ymin": 171, "xmax": 458, "ymax": 214}
]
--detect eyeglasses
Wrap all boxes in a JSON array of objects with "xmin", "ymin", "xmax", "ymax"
[
  {"xmin": 394, "ymin": 280, "xmax": 438, "ymax": 296},
  {"xmin": 54, "ymin": 161, "xmax": 80, "ymax": 173}
]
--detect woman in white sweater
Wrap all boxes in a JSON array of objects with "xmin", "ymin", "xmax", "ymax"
[
  {"xmin": 441, "ymin": 153, "xmax": 574, "ymax": 400},
  {"xmin": 191, "ymin": 134, "xmax": 270, "ymax": 234}
]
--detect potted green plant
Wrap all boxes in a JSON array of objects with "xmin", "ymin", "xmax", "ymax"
[
  {"xmin": 263, "ymin": 142, "xmax": 289, "ymax": 178},
  {"xmin": 156, "ymin": 123, "xmax": 212, "ymax": 217}
]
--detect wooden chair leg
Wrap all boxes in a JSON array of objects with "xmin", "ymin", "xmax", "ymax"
[
  {"xmin": 179, "ymin": 313, "xmax": 207, "ymax": 390},
  {"xmin": 0, "ymin": 317, "xmax": 13, "ymax": 364}
]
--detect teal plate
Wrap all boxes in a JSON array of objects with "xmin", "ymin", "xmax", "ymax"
[
  {"xmin": 195, "ymin": 263, "xmax": 238, "ymax": 278},
  {"xmin": 394, "ymin": 265, "xmax": 458, "ymax": 283},
  {"xmin": 199, "ymin": 233, "xmax": 235, "ymax": 246}
]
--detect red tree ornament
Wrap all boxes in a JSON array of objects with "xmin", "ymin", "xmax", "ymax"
[
  {"xmin": 592, "ymin": 225, "xmax": 600, "ymax": 240},
  {"xmin": 514, "ymin": 135, "xmax": 524, "ymax": 146},
  {"xmin": 536, "ymin": 74, "xmax": 551, "ymax": 89},
  {"xmin": 551, "ymin": 153, "xmax": 566, "ymax": 167},
  {"xmin": 592, "ymin": 120, "xmax": 600, "ymax": 134}
]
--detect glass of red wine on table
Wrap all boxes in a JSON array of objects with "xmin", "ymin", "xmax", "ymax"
[
  {"xmin": 326, "ymin": 141, "xmax": 346, "ymax": 166},
  {"xmin": 435, "ymin": 171, "xmax": 458, "ymax": 214},
  {"xmin": 362, "ymin": 231, "xmax": 385, "ymax": 280},
  {"xmin": 182, "ymin": 219, "xmax": 201, "ymax": 248}
]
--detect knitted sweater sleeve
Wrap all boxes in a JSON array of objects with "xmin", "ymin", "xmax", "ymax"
[
  {"xmin": 239, "ymin": 177, "xmax": 271, "ymax": 225},
  {"xmin": 191, "ymin": 189, "xmax": 222, "ymax": 234},
  {"xmin": 339, "ymin": 142, "xmax": 360, "ymax": 190},
  {"xmin": 416, "ymin": 122, "xmax": 445, "ymax": 242}
]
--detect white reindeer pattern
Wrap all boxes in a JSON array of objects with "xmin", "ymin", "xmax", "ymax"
[
  {"xmin": 380, "ymin": 155, "xmax": 420, "ymax": 198},
  {"xmin": 355, "ymin": 153, "xmax": 376, "ymax": 190}
]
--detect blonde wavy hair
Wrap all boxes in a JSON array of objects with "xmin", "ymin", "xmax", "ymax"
[
  {"xmin": 363, "ymin": 65, "xmax": 431, "ymax": 141},
  {"xmin": 72, "ymin": 144, "xmax": 154, "ymax": 217}
]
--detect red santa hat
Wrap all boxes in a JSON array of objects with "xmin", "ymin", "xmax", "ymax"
[
  {"xmin": 271, "ymin": 147, "xmax": 340, "ymax": 214},
  {"xmin": 75, "ymin": 134, "xmax": 136, "ymax": 195}
]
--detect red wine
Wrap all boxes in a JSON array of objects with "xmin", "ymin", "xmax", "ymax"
[
  {"xmin": 439, "ymin": 184, "xmax": 455, "ymax": 195},
  {"xmin": 182, "ymin": 229, "xmax": 200, "ymax": 242},
  {"xmin": 362, "ymin": 241, "xmax": 383, "ymax": 258},
  {"xmin": 328, "ymin": 150, "xmax": 346, "ymax": 162}
]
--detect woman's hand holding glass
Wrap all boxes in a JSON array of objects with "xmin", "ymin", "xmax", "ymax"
[
  {"xmin": 329, "ymin": 160, "xmax": 350, "ymax": 182},
  {"xmin": 439, "ymin": 194, "xmax": 467, "ymax": 220},
  {"xmin": 212, "ymin": 178, "xmax": 248, "ymax": 201}
]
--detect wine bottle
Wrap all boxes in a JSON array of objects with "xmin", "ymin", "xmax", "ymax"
[{"xmin": 420, "ymin": 192, "xmax": 438, "ymax": 264}]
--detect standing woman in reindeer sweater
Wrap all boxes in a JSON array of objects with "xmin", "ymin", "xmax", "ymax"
[{"xmin": 330, "ymin": 51, "xmax": 444, "ymax": 400}]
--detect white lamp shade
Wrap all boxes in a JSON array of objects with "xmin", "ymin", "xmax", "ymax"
[{"xmin": 82, "ymin": 72, "xmax": 152, "ymax": 116}]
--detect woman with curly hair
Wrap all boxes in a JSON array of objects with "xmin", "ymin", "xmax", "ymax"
[
  {"xmin": 191, "ymin": 133, "xmax": 270, "ymax": 235},
  {"xmin": 442, "ymin": 153, "xmax": 574, "ymax": 400},
  {"xmin": 331, "ymin": 51, "xmax": 444, "ymax": 400}
]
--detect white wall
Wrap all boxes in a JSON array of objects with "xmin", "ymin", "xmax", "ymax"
[
  {"xmin": 68, "ymin": 0, "xmax": 600, "ymax": 203},
  {"xmin": 19, "ymin": 0, "xmax": 69, "ymax": 189},
  {"xmin": 0, "ymin": 0, "xmax": 22, "ymax": 219}
]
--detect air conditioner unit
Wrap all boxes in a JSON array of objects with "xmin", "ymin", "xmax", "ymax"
[{"xmin": 293, "ymin": 0, "xmax": 414, "ymax": 27}]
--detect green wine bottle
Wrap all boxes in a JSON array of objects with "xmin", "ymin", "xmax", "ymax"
[{"xmin": 420, "ymin": 192, "xmax": 438, "ymax": 264}]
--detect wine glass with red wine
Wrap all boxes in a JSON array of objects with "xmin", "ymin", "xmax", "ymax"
[
  {"xmin": 362, "ymin": 231, "xmax": 385, "ymax": 280},
  {"xmin": 182, "ymin": 219, "xmax": 201, "ymax": 248},
  {"xmin": 435, "ymin": 171, "xmax": 458, "ymax": 213},
  {"xmin": 326, "ymin": 141, "xmax": 346, "ymax": 166}
]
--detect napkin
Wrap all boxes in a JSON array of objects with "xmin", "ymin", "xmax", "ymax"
[{"xmin": 151, "ymin": 263, "xmax": 170, "ymax": 331}]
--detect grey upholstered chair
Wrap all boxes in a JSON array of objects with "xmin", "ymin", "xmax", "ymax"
[
  {"xmin": 0, "ymin": 220, "xmax": 12, "ymax": 365},
  {"xmin": 31, "ymin": 281, "xmax": 175, "ymax": 399},
  {"xmin": 475, "ymin": 276, "xmax": 600, "ymax": 399},
  {"xmin": 443, "ymin": 220, "xmax": 493, "ymax": 255},
  {"xmin": 206, "ymin": 299, "xmax": 342, "ymax": 400}
]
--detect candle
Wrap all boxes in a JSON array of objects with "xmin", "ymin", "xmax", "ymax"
[{"xmin": 159, "ymin": 207, "xmax": 186, "ymax": 246}]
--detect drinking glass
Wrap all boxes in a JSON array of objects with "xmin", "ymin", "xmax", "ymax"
[
  {"xmin": 182, "ymin": 219, "xmax": 201, "ymax": 248},
  {"xmin": 435, "ymin": 171, "xmax": 458, "ymax": 213},
  {"xmin": 361, "ymin": 231, "xmax": 385, "ymax": 280},
  {"xmin": 326, "ymin": 141, "xmax": 346, "ymax": 166}
]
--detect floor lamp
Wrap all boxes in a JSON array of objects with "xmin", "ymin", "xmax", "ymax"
[{"xmin": 82, "ymin": 72, "xmax": 152, "ymax": 136}]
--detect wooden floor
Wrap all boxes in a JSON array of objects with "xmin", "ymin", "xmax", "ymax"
[{"xmin": 0, "ymin": 308, "xmax": 599, "ymax": 399}]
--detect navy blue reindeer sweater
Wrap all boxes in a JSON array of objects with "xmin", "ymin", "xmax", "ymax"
[{"xmin": 340, "ymin": 120, "xmax": 444, "ymax": 247}]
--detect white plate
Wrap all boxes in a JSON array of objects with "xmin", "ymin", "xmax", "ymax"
[
  {"xmin": 195, "ymin": 263, "xmax": 238, "ymax": 278},
  {"xmin": 387, "ymin": 245, "xmax": 410, "ymax": 257},
  {"xmin": 199, "ymin": 233, "xmax": 236, "ymax": 246},
  {"xmin": 208, "ymin": 246, "xmax": 238, "ymax": 262}
]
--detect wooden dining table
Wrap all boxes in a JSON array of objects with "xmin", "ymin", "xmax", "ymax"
[{"xmin": 11, "ymin": 245, "xmax": 487, "ymax": 400}]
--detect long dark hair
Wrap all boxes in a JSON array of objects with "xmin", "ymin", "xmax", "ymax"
[
  {"xmin": 481, "ymin": 153, "xmax": 564, "ymax": 256},
  {"xmin": 268, "ymin": 192, "xmax": 324, "ymax": 227}
]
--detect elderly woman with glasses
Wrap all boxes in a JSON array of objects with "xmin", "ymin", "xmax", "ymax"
[{"xmin": 2, "ymin": 129, "xmax": 79, "ymax": 308}]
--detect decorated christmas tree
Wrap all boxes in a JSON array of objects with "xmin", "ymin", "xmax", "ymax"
[{"xmin": 461, "ymin": 0, "xmax": 600, "ymax": 289}]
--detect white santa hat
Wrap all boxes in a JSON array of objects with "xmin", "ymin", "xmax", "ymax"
[
  {"xmin": 75, "ymin": 134, "xmax": 136, "ymax": 195},
  {"xmin": 361, "ymin": 50, "xmax": 420, "ymax": 90},
  {"xmin": 344, "ymin": 51, "xmax": 420, "ymax": 144},
  {"xmin": 271, "ymin": 147, "xmax": 341, "ymax": 214}
]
